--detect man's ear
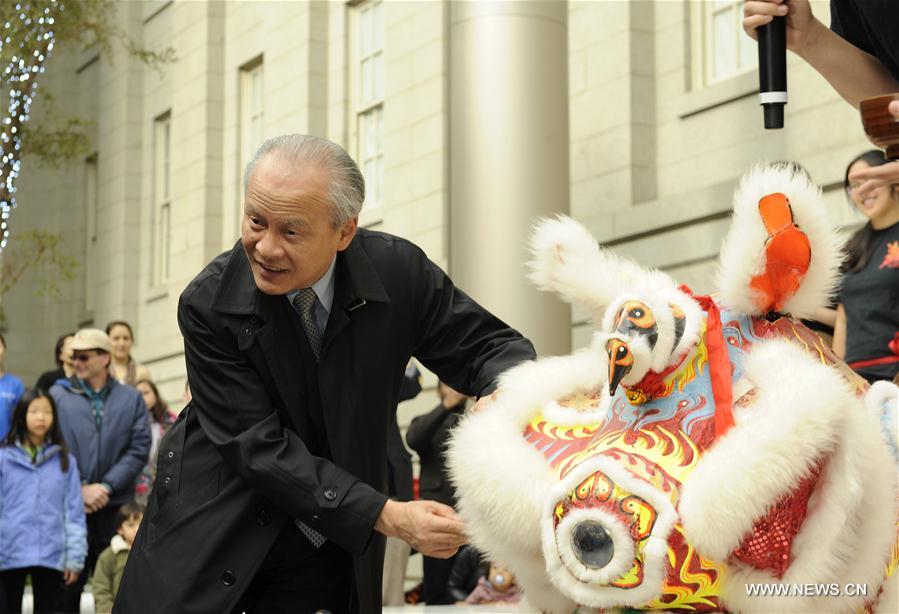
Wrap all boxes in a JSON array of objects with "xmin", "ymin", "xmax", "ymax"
[{"xmin": 337, "ymin": 216, "xmax": 358, "ymax": 251}]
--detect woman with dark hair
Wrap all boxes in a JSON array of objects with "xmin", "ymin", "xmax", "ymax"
[
  {"xmin": 105, "ymin": 321, "xmax": 151, "ymax": 386},
  {"xmin": 0, "ymin": 334, "xmax": 25, "ymax": 440},
  {"xmin": 133, "ymin": 379, "xmax": 176, "ymax": 505},
  {"xmin": 34, "ymin": 332, "xmax": 75, "ymax": 392},
  {"xmin": 833, "ymin": 150, "xmax": 899, "ymax": 383},
  {"xmin": 0, "ymin": 389, "xmax": 87, "ymax": 613}
]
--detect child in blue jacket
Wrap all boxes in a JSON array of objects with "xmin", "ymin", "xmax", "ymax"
[{"xmin": 0, "ymin": 389, "xmax": 87, "ymax": 614}]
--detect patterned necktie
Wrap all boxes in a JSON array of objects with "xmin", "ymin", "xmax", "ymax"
[
  {"xmin": 290, "ymin": 288, "xmax": 327, "ymax": 548},
  {"xmin": 293, "ymin": 287, "xmax": 322, "ymax": 362}
]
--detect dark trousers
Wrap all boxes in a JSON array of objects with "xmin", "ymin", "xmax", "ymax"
[
  {"xmin": 0, "ymin": 567, "xmax": 64, "ymax": 614},
  {"xmin": 59, "ymin": 504, "xmax": 120, "ymax": 613},
  {"xmin": 233, "ymin": 521, "xmax": 354, "ymax": 614},
  {"xmin": 422, "ymin": 551, "xmax": 459, "ymax": 605}
]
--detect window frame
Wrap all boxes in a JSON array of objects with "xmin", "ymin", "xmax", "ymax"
[
  {"xmin": 83, "ymin": 153, "xmax": 98, "ymax": 314},
  {"xmin": 152, "ymin": 111, "xmax": 172, "ymax": 287},
  {"xmin": 238, "ymin": 57, "xmax": 265, "ymax": 235},
  {"xmin": 350, "ymin": 0, "xmax": 384, "ymax": 214},
  {"xmin": 693, "ymin": 0, "xmax": 758, "ymax": 88}
]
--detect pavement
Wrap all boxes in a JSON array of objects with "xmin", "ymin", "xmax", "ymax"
[
  {"xmin": 383, "ymin": 605, "xmax": 534, "ymax": 613},
  {"xmin": 19, "ymin": 588, "xmax": 94, "ymax": 614},
  {"xmin": 17, "ymin": 587, "xmax": 534, "ymax": 613}
]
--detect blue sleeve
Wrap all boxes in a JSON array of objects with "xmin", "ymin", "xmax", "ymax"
[
  {"xmin": 0, "ymin": 408, "xmax": 10, "ymax": 441},
  {"xmin": 99, "ymin": 394, "xmax": 151, "ymax": 495},
  {"xmin": 0, "ymin": 380, "xmax": 21, "ymax": 440},
  {"xmin": 63, "ymin": 455, "xmax": 88, "ymax": 571},
  {"xmin": 0, "ymin": 451, "xmax": 5, "ymax": 522}
]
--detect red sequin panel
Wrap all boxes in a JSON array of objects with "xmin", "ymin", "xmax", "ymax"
[{"xmin": 730, "ymin": 460, "xmax": 825, "ymax": 578}]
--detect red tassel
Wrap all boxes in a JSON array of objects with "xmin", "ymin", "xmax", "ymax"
[{"xmin": 680, "ymin": 285, "xmax": 735, "ymax": 439}]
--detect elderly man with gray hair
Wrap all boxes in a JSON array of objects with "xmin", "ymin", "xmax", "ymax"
[{"xmin": 115, "ymin": 134, "xmax": 535, "ymax": 614}]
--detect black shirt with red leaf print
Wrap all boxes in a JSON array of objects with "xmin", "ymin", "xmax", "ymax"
[{"xmin": 840, "ymin": 221, "xmax": 899, "ymax": 382}]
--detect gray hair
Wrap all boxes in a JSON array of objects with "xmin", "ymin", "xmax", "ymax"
[{"xmin": 243, "ymin": 134, "xmax": 365, "ymax": 227}]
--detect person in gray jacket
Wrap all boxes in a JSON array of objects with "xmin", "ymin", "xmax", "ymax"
[{"xmin": 49, "ymin": 328, "xmax": 150, "ymax": 613}]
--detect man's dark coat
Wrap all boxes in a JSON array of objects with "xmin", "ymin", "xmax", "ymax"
[{"xmin": 115, "ymin": 229, "xmax": 535, "ymax": 613}]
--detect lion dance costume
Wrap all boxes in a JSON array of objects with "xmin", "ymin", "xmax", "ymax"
[{"xmin": 448, "ymin": 164, "xmax": 899, "ymax": 613}]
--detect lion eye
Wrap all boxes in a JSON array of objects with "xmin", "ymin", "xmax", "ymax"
[{"xmin": 570, "ymin": 520, "xmax": 614, "ymax": 569}]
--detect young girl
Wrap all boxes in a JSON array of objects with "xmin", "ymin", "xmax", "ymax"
[
  {"xmin": 834, "ymin": 150, "xmax": 899, "ymax": 383},
  {"xmin": 0, "ymin": 390, "xmax": 87, "ymax": 614},
  {"xmin": 133, "ymin": 379, "xmax": 176, "ymax": 505}
]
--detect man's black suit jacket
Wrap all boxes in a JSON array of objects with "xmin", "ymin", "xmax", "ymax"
[{"xmin": 115, "ymin": 229, "xmax": 535, "ymax": 613}]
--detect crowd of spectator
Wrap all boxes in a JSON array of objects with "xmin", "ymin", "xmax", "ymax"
[{"xmin": 0, "ymin": 321, "xmax": 177, "ymax": 614}]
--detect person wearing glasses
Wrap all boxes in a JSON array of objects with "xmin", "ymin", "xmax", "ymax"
[
  {"xmin": 833, "ymin": 150, "xmax": 899, "ymax": 384},
  {"xmin": 48, "ymin": 328, "xmax": 150, "ymax": 612}
]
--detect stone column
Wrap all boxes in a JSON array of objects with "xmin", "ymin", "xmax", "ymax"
[{"xmin": 449, "ymin": 0, "xmax": 571, "ymax": 355}]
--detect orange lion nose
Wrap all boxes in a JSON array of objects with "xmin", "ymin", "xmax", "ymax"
[
  {"xmin": 749, "ymin": 192, "xmax": 811, "ymax": 314},
  {"xmin": 606, "ymin": 338, "xmax": 634, "ymax": 395}
]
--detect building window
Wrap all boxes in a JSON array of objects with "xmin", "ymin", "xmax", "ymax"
[
  {"xmin": 697, "ymin": 0, "xmax": 757, "ymax": 85},
  {"xmin": 239, "ymin": 59, "xmax": 264, "ymax": 230},
  {"xmin": 84, "ymin": 154, "xmax": 98, "ymax": 314},
  {"xmin": 355, "ymin": 0, "xmax": 383, "ymax": 210},
  {"xmin": 153, "ymin": 112, "xmax": 171, "ymax": 286}
]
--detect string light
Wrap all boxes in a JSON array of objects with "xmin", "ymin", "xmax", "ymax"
[{"xmin": 0, "ymin": 1, "xmax": 59, "ymax": 249}]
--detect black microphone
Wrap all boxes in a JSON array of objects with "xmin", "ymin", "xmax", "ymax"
[{"xmin": 758, "ymin": 11, "xmax": 787, "ymax": 129}]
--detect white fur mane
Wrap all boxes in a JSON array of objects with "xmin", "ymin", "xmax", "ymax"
[
  {"xmin": 716, "ymin": 163, "xmax": 844, "ymax": 318},
  {"xmin": 527, "ymin": 215, "xmax": 680, "ymax": 321}
]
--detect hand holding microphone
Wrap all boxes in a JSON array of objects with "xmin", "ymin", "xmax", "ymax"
[
  {"xmin": 756, "ymin": 1, "xmax": 788, "ymax": 129},
  {"xmin": 743, "ymin": 0, "xmax": 820, "ymax": 129},
  {"xmin": 742, "ymin": 0, "xmax": 816, "ymax": 52}
]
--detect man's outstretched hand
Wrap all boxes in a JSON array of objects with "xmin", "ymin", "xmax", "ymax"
[
  {"xmin": 375, "ymin": 499, "xmax": 466, "ymax": 558},
  {"xmin": 471, "ymin": 390, "xmax": 499, "ymax": 413}
]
